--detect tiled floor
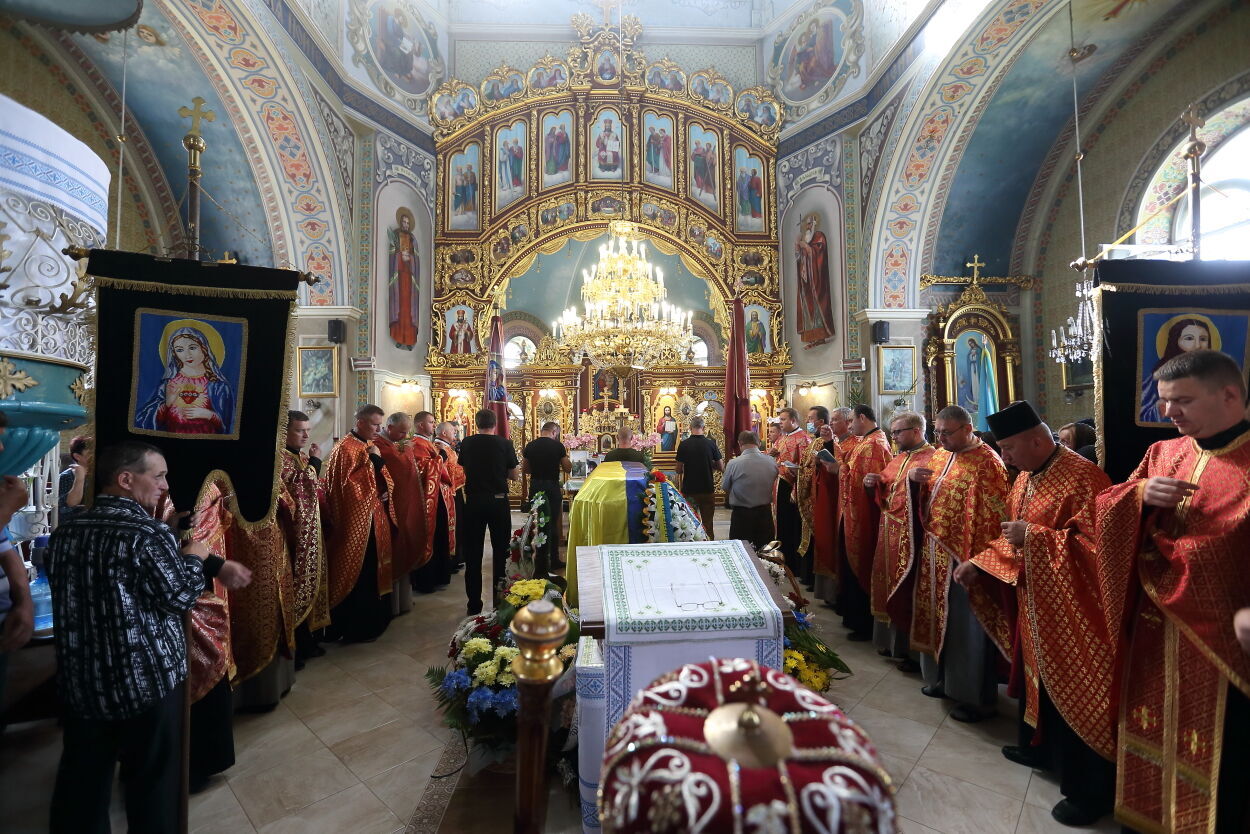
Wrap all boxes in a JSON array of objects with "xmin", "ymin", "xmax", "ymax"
[{"xmin": 0, "ymin": 511, "xmax": 1118, "ymax": 833}]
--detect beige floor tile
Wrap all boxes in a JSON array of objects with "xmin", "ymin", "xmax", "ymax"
[
  {"xmin": 323, "ymin": 643, "xmax": 412, "ymax": 674},
  {"xmin": 1024, "ymin": 770, "xmax": 1061, "ymax": 810},
  {"xmin": 300, "ymin": 692, "xmax": 405, "ymax": 746},
  {"xmin": 862, "ymin": 673, "xmax": 955, "ymax": 727},
  {"xmin": 895, "ymin": 766, "xmax": 1022, "ymax": 834},
  {"xmin": 365, "ymin": 753, "xmax": 442, "ymax": 819},
  {"xmin": 256, "ymin": 783, "xmax": 400, "ymax": 834},
  {"xmin": 229, "ymin": 708, "xmax": 326, "ymax": 780},
  {"xmin": 917, "ymin": 727, "xmax": 1033, "ymax": 801},
  {"xmin": 937, "ymin": 707, "xmax": 1019, "ymax": 749},
  {"xmin": 826, "ymin": 662, "xmax": 890, "ymax": 709},
  {"xmin": 846, "ymin": 703, "xmax": 940, "ymax": 761},
  {"xmin": 330, "ymin": 717, "xmax": 446, "ymax": 781},
  {"xmin": 228, "ymin": 746, "xmax": 360, "ymax": 827},
  {"xmin": 1014, "ymin": 803, "xmax": 1119, "ymax": 834},
  {"xmin": 189, "ymin": 779, "xmax": 256, "ymax": 833},
  {"xmin": 281, "ymin": 666, "xmax": 374, "ymax": 718},
  {"xmin": 350, "ymin": 654, "xmax": 427, "ymax": 692},
  {"xmin": 880, "ymin": 752, "xmax": 919, "ymax": 785},
  {"xmin": 374, "ymin": 678, "xmax": 443, "ymax": 716},
  {"xmin": 898, "ymin": 816, "xmax": 944, "ymax": 834}
]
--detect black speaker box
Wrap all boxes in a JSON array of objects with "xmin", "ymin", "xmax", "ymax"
[
  {"xmin": 327, "ymin": 319, "xmax": 346, "ymax": 344},
  {"xmin": 871, "ymin": 320, "xmax": 890, "ymax": 344}
]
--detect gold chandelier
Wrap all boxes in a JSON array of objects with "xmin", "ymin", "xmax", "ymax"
[{"xmin": 554, "ymin": 223, "xmax": 694, "ymax": 373}]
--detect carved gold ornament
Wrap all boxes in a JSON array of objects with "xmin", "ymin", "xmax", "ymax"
[{"xmin": 0, "ymin": 357, "xmax": 39, "ymax": 399}]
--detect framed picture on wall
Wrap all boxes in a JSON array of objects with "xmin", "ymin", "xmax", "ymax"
[
  {"xmin": 878, "ymin": 345, "xmax": 916, "ymax": 394},
  {"xmin": 1060, "ymin": 356, "xmax": 1094, "ymax": 391},
  {"xmin": 298, "ymin": 345, "xmax": 338, "ymax": 398}
]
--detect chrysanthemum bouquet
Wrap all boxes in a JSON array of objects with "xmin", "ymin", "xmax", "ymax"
[{"xmin": 761, "ymin": 555, "xmax": 851, "ymax": 692}]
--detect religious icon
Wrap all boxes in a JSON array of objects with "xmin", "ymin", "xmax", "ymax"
[
  {"xmin": 448, "ymin": 143, "xmax": 480, "ymax": 231},
  {"xmin": 704, "ymin": 236, "xmax": 724, "ymax": 260},
  {"xmin": 368, "ymin": 1, "xmax": 435, "ymax": 96},
  {"xmin": 541, "ymin": 110, "xmax": 573, "ymax": 188},
  {"xmin": 591, "ymin": 109, "xmax": 625, "ymax": 180},
  {"xmin": 642, "ymin": 112, "xmax": 674, "ymax": 189},
  {"xmin": 744, "ymin": 306, "xmax": 771, "ymax": 354},
  {"xmin": 132, "ymin": 311, "xmax": 245, "ymax": 439},
  {"xmin": 445, "ymin": 305, "xmax": 480, "ymax": 354},
  {"xmin": 878, "ymin": 345, "xmax": 916, "ymax": 394},
  {"xmin": 388, "ymin": 206, "xmax": 420, "ymax": 348},
  {"xmin": 733, "ymin": 147, "xmax": 766, "ymax": 233},
  {"xmin": 954, "ymin": 332, "xmax": 999, "ymax": 431},
  {"xmin": 595, "ymin": 50, "xmax": 618, "ymax": 82},
  {"xmin": 741, "ymin": 270, "xmax": 765, "ymax": 287},
  {"xmin": 495, "ymin": 120, "xmax": 527, "ymax": 211},
  {"xmin": 656, "ymin": 405, "xmax": 678, "ymax": 451},
  {"xmin": 590, "ymin": 196, "xmax": 626, "ymax": 216},
  {"xmin": 298, "ymin": 345, "xmax": 337, "ymax": 398},
  {"xmin": 1136, "ymin": 309, "xmax": 1250, "ymax": 425},
  {"xmin": 687, "ymin": 124, "xmax": 720, "ymax": 211},
  {"xmin": 482, "ymin": 71, "xmax": 524, "ymax": 103},
  {"xmin": 593, "ymin": 369, "xmax": 621, "ymax": 401},
  {"xmin": 775, "ymin": 10, "xmax": 841, "ymax": 103},
  {"xmin": 486, "ymin": 359, "xmax": 507, "ymax": 403},
  {"xmin": 449, "ymin": 268, "xmax": 475, "ymax": 287},
  {"xmin": 529, "ymin": 61, "xmax": 568, "ymax": 90},
  {"xmin": 794, "ymin": 212, "xmax": 834, "ymax": 347}
]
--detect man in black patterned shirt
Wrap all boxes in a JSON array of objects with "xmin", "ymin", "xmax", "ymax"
[{"xmin": 46, "ymin": 441, "xmax": 250, "ymax": 833}]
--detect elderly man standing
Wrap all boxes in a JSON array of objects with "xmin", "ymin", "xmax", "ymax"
[
  {"xmin": 773, "ymin": 407, "xmax": 811, "ymax": 575},
  {"xmin": 867, "ymin": 410, "xmax": 934, "ymax": 669},
  {"xmin": 954, "ymin": 401, "xmax": 1115, "ymax": 826},
  {"xmin": 410, "ymin": 412, "xmax": 457, "ymax": 593},
  {"xmin": 721, "ymin": 431, "xmax": 778, "ymax": 548},
  {"xmin": 375, "ymin": 411, "xmax": 427, "ymax": 612},
  {"xmin": 675, "ymin": 416, "xmax": 723, "ymax": 536},
  {"xmin": 321, "ymin": 404, "xmax": 396, "ymax": 642},
  {"xmin": 903, "ymin": 404, "xmax": 1009, "ymax": 722},
  {"xmin": 46, "ymin": 441, "xmax": 251, "ymax": 832}
]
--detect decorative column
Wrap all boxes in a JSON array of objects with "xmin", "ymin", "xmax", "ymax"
[{"xmin": 0, "ymin": 96, "xmax": 105, "ymax": 495}]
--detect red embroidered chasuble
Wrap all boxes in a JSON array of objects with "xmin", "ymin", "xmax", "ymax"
[
  {"xmin": 841, "ymin": 429, "xmax": 893, "ymax": 585},
  {"xmin": 774, "ymin": 428, "xmax": 811, "ymax": 490},
  {"xmin": 797, "ymin": 437, "xmax": 836, "ymax": 559},
  {"xmin": 185, "ymin": 478, "xmax": 234, "ymax": 703},
  {"xmin": 279, "ymin": 449, "xmax": 328, "ymax": 631},
  {"xmin": 378, "ymin": 440, "xmax": 429, "ymax": 576},
  {"xmin": 904, "ymin": 441, "xmax": 1009, "ymax": 657},
  {"xmin": 1095, "ymin": 430, "xmax": 1250, "ymax": 833},
  {"xmin": 321, "ymin": 434, "xmax": 396, "ymax": 608},
  {"xmin": 970, "ymin": 446, "xmax": 1113, "ymax": 758},
  {"xmin": 413, "ymin": 435, "xmax": 457, "ymax": 562},
  {"xmin": 874, "ymin": 443, "xmax": 935, "ymax": 623}
]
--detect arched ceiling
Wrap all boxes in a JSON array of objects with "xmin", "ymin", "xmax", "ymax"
[
  {"xmin": 503, "ymin": 234, "xmax": 720, "ymax": 336},
  {"xmin": 0, "ymin": 0, "xmax": 140, "ymax": 31},
  {"xmin": 932, "ymin": 0, "xmax": 1200, "ymax": 276}
]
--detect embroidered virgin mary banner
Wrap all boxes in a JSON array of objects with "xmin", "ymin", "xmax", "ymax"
[
  {"xmin": 1096, "ymin": 258, "xmax": 1250, "ymax": 482},
  {"xmin": 87, "ymin": 249, "xmax": 300, "ymax": 522}
]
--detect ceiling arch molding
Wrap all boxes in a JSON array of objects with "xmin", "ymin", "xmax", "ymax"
[
  {"xmin": 866, "ymin": 0, "xmax": 1064, "ymax": 309},
  {"xmin": 154, "ymin": 0, "xmax": 347, "ymax": 305}
]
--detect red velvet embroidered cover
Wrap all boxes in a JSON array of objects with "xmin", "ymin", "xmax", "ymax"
[
  {"xmin": 1095, "ymin": 430, "xmax": 1250, "ymax": 833},
  {"xmin": 599, "ymin": 659, "xmax": 896, "ymax": 833}
]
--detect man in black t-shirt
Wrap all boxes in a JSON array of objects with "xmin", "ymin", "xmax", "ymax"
[
  {"xmin": 522, "ymin": 421, "xmax": 571, "ymax": 574},
  {"xmin": 675, "ymin": 416, "xmax": 722, "ymax": 538},
  {"xmin": 456, "ymin": 409, "xmax": 520, "ymax": 614}
]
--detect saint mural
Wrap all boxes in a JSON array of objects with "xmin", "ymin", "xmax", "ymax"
[
  {"xmin": 777, "ymin": 12, "xmax": 842, "ymax": 102},
  {"xmin": 591, "ymin": 111, "xmax": 625, "ymax": 180},
  {"xmin": 955, "ymin": 333, "xmax": 999, "ymax": 431},
  {"xmin": 688, "ymin": 125, "xmax": 719, "ymax": 210},
  {"xmin": 388, "ymin": 207, "xmax": 420, "ymax": 348},
  {"xmin": 745, "ymin": 307, "xmax": 770, "ymax": 354},
  {"xmin": 495, "ymin": 121, "xmax": 526, "ymax": 211},
  {"xmin": 734, "ymin": 147, "xmax": 765, "ymax": 233},
  {"xmin": 642, "ymin": 113, "xmax": 674, "ymax": 189},
  {"xmin": 448, "ymin": 143, "xmax": 480, "ymax": 231},
  {"xmin": 370, "ymin": 2, "xmax": 434, "ymax": 96},
  {"xmin": 656, "ymin": 405, "xmax": 677, "ymax": 451},
  {"xmin": 795, "ymin": 212, "xmax": 834, "ymax": 347},
  {"xmin": 445, "ymin": 306, "xmax": 480, "ymax": 354},
  {"xmin": 542, "ymin": 111, "xmax": 573, "ymax": 188}
]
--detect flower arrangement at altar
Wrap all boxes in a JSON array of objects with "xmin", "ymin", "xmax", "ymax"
[
  {"xmin": 506, "ymin": 493, "xmax": 550, "ymax": 582},
  {"xmin": 640, "ymin": 469, "xmax": 711, "ymax": 543},
  {"xmin": 627, "ymin": 432, "xmax": 663, "ymax": 451},
  {"xmin": 425, "ymin": 577, "xmax": 580, "ymax": 756},
  {"xmin": 760, "ymin": 551, "xmax": 851, "ymax": 693},
  {"xmin": 561, "ymin": 432, "xmax": 598, "ymax": 451}
]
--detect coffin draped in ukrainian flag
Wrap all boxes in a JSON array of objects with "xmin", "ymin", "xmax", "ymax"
[{"xmin": 565, "ymin": 461, "xmax": 707, "ymax": 606}]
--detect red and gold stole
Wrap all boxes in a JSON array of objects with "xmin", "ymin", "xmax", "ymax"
[
  {"xmin": 797, "ymin": 436, "xmax": 836, "ymax": 559},
  {"xmin": 874, "ymin": 443, "xmax": 935, "ymax": 623},
  {"xmin": 1096, "ymin": 430, "xmax": 1250, "ymax": 834},
  {"xmin": 185, "ymin": 477, "xmax": 235, "ymax": 703},
  {"xmin": 279, "ymin": 449, "xmax": 328, "ymax": 631},
  {"xmin": 842, "ymin": 429, "xmax": 893, "ymax": 585},
  {"xmin": 971, "ymin": 446, "xmax": 1113, "ymax": 756},
  {"xmin": 907, "ymin": 441, "xmax": 1009, "ymax": 656},
  {"xmin": 411, "ymin": 435, "xmax": 450, "ymax": 566},
  {"xmin": 379, "ymin": 439, "xmax": 431, "ymax": 575},
  {"xmin": 774, "ymin": 428, "xmax": 811, "ymax": 489},
  {"xmin": 321, "ymin": 434, "xmax": 396, "ymax": 608}
]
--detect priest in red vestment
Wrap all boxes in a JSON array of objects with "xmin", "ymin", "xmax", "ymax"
[
  {"xmin": 957, "ymin": 401, "xmax": 1115, "ymax": 827},
  {"xmin": 773, "ymin": 408, "xmax": 811, "ymax": 576},
  {"xmin": 901, "ymin": 404, "xmax": 1010, "ymax": 722},
  {"xmin": 411, "ymin": 411, "xmax": 457, "ymax": 593},
  {"xmin": 867, "ymin": 410, "xmax": 934, "ymax": 669},
  {"xmin": 375, "ymin": 412, "xmax": 430, "ymax": 585},
  {"xmin": 837, "ymin": 405, "xmax": 893, "ymax": 641},
  {"xmin": 1095, "ymin": 350, "xmax": 1250, "ymax": 833},
  {"xmin": 799, "ymin": 405, "xmax": 849, "ymax": 603},
  {"xmin": 321, "ymin": 404, "xmax": 396, "ymax": 643},
  {"xmin": 278, "ymin": 410, "xmax": 328, "ymax": 667}
]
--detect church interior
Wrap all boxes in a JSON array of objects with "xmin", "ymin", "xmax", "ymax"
[{"xmin": 0, "ymin": 0, "xmax": 1248, "ymax": 832}]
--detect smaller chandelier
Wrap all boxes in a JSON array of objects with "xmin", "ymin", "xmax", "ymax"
[
  {"xmin": 555, "ymin": 228, "xmax": 693, "ymax": 373},
  {"xmin": 1049, "ymin": 274, "xmax": 1097, "ymax": 364}
]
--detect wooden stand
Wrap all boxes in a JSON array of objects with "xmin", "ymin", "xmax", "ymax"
[{"xmin": 510, "ymin": 600, "xmax": 569, "ymax": 834}]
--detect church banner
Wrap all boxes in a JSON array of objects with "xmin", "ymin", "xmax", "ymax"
[
  {"xmin": 1095, "ymin": 258, "xmax": 1250, "ymax": 482},
  {"xmin": 87, "ymin": 249, "xmax": 300, "ymax": 522}
]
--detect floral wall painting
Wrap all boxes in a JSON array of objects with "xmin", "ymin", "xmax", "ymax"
[
  {"xmin": 495, "ymin": 120, "xmax": 527, "ymax": 212},
  {"xmin": 590, "ymin": 109, "xmax": 626, "ymax": 181},
  {"xmin": 444, "ymin": 304, "xmax": 480, "ymax": 354},
  {"xmin": 448, "ymin": 143, "xmax": 480, "ymax": 231},
  {"xmin": 768, "ymin": 0, "xmax": 865, "ymax": 115},
  {"xmin": 642, "ymin": 111, "xmax": 675, "ymax": 189},
  {"xmin": 687, "ymin": 123, "xmax": 720, "ymax": 211},
  {"xmin": 541, "ymin": 110, "xmax": 574, "ymax": 188},
  {"xmin": 733, "ymin": 147, "xmax": 766, "ymax": 233}
]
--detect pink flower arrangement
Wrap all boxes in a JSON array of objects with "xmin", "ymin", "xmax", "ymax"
[
  {"xmin": 562, "ymin": 432, "xmax": 598, "ymax": 450},
  {"xmin": 630, "ymin": 432, "xmax": 663, "ymax": 450}
]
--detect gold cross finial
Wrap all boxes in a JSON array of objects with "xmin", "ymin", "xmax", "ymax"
[
  {"xmin": 1181, "ymin": 103, "xmax": 1205, "ymax": 143},
  {"xmin": 178, "ymin": 96, "xmax": 216, "ymax": 138},
  {"xmin": 965, "ymin": 253, "xmax": 986, "ymax": 284},
  {"xmin": 591, "ymin": 0, "xmax": 617, "ymax": 25}
]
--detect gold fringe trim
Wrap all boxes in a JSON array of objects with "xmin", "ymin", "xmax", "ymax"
[
  {"xmin": 1102, "ymin": 282, "xmax": 1250, "ymax": 295},
  {"xmin": 92, "ymin": 275, "xmax": 298, "ymax": 300}
]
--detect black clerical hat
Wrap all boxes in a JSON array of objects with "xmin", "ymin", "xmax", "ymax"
[{"xmin": 986, "ymin": 400, "xmax": 1042, "ymax": 440}]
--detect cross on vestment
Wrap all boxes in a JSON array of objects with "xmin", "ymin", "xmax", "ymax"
[{"xmin": 178, "ymin": 96, "xmax": 216, "ymax": 137}]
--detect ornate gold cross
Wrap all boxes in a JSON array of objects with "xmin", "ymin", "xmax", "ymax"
[
  {"xmin": 178, "ymin": 96, "xmax": 216, "ymax": 138},
  {"xmin": 920, "ymin": 253, "xmax": 1034, "ymax": 291},
  {"xmin": 1181, "ymin": 102, "xmax": 1206, "ymax": 145}
]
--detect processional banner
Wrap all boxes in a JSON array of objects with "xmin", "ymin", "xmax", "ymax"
[
  {"xmin": 87, "ymin": 249, "xmax": 300, "ymax": 523},
  {"xmin": 1095, "ymin": 259, "xmax": 1250, "ymax": 482}
]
